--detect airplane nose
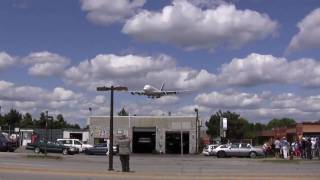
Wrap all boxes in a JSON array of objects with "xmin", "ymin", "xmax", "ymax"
[{"xmin": 143, "ymin": 85, "xmax": 150, "ymax": 91}]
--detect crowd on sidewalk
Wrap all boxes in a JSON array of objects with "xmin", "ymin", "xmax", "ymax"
[{"xmin": 263, "ymin": 137, "xmax": 320, "ymax": 160}]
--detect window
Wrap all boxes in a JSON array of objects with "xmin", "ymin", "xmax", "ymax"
[
  {"xmin": 220, "ymin": 145, "xmax": 227, "ymax": 148},
  {"xmin": 240, "ymin": 143, "xmax": 250, "ymax": 149},
  {"xmin": 74, "ymin": 140, "xmax": 82, "ymax": 145},
  {"xmin": 230, "ymin": 144, "xmax": 239, "ymax": 149}
]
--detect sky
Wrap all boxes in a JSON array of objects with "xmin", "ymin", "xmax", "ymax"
[{"xmin": 0, "ymin": 0, "xmax": 320, "ymax": 126}]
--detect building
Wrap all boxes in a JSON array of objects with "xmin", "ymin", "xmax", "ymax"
[
  {"xmin": 88, "ymin": 116, "xmax": 198, "ymax": 154},
  {"xmin": 257, "ymin": 122, "xmax": 320, "ymax": 142},
  {"xmin": 19, "ymin": 128, "xmax": 89, "ymax": 146},
  {"xmin": 63, "ymin": 130, "xmax": 89, "ymax": 143}
]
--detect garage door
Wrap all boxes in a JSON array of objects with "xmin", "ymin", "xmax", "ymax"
[{"xmin": 132, "ymin": 127, "xmax": 156, "ymax": 153}]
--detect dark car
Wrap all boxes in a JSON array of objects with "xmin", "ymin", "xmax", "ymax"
[
  {"xmin": 85, "ymin": 143, "xmax": 118, "ymax": 155},
  {"xmin": 85, "ymin": 143, "xmax": 108, "ymax": 155},
  {"xmin": 33, "ymin": 140, "xmax": 78, "ymax": 155},
  {"xmin": 0, "ymin": 133, "xmax": 15, "ymax": 152}
]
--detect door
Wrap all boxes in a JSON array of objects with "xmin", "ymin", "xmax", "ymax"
[
  {"xmin": 228, "ymin": 144, "xmax": 240, "ymax": 156},
  {"xmin": 74, "ymin": 140, "xmax": 83, "ymax": 151},
  {"xmin": 132, "ymin": 127, "xmax": 156, "ymax": 153},
  {"xmin": 238, "ymin": 143, "xmax": 251, "ymax": 157}
]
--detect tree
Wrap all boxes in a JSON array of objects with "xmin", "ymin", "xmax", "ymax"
[
  {"xmin": 50, "ymin": 114, "xmax": 66, "ymax": 129},
  {"xmin": 4, "ymin": 109, "xmax": 22, "ymax": 130},
  {"xmin": 118, "ymin": 107, "xmax": 129, "ymax": 116},
  {"xmin": 20, "ymin": 113, "xmax": 34, "ymax": 128},
  {"xmin": 267, "ymin": 118, "xmax": 296, "ymax": 129},
  {"xmin": 205, "ymin": 111, "xmax": 221, "ymax": 138},
  {"xmin": 34, "ymin": 112, "xmax": 47, "ymax": 128},
  {"xmin": 0, "ymin": 112, "xmax": 4, "ymax": 128},
  {"xmin": 206, "ymin": 111, "xmax": 255, "ymax": 140}
]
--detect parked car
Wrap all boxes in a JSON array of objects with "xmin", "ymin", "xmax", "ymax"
[
  {"xmin": 85, "ymin": 143, "xmax": 118, "ymax": 155},
  {"xmin": 202, "ymin": 144, "xmax": 219, "ymax": 156},
  {"xmin": 57, "ymin": 139, "xmax": 93, "ymax": 152},
  {"xmin": 0, "ymin": 133, "xmax": 15, "ymax": 152},
  {"xmin": 33, "ymin": 140, "xmax": 78, "ymax": 155},
  {"xmin": 215, "ymin": 143, "xmax": 264, "ymax": 158}
]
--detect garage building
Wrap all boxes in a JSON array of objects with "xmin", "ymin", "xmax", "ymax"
[{"xmin": 88, "ymin": 116, "xmax": 198, "ymax": 154}]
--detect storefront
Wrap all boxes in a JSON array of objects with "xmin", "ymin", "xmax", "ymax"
[{"xmin": 88, "ymin": 116, "xmax": 198, "ymax": 154}]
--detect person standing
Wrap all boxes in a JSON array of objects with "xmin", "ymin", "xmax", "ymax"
[
  {"xmin": 274, "ymin": 138, "xmax": 280, "ymax": 158},
  {"xmin": 306, "ymin": 138, "xmax": 312, "ymax": 160},
  {"xmin": 282, "ymin": 137, "xmax": 289, "ymax": 160},
  {"xmin": 118, "ymin": 135, "xmax": 131, "ymax": 172}
]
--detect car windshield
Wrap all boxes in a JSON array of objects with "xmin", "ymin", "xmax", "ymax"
[{"xmin": 94, "ymin": 144, "xmax": 107, "ymax": 147}]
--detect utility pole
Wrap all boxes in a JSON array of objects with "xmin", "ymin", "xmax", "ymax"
[
  {"xmin": 45, "ymin": 111, "xmax": 48, "ymax": 157},
  {"xmin": 180, "ymin": 118, "xmax": 183, "ymax": 156},
  {"xmin": 194, "ymin": 108, "xmax": 199, "ymax": 154},
  {"xmin": 97, "ymin": 85, "xmax": 127, "ymax": 171}
]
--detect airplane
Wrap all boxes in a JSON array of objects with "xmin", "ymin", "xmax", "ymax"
[{"xmin": 130, "ymin": 83, "xmax": 189, "ymax": 99}]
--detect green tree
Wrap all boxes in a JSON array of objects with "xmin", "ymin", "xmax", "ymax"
[
  {"xmin": 267, "ymin": 118, "xmax": 296, "ymax": 129},
  {"xmin": 205, "ymin": 111, "xmax": 221, "ymax": 138},
  {"xmin": 0, "ymin": 112, "xmax": 4, "ymax": 128},
  {"xmin": 206, "ymin": 111, "xmax": 254, "ymax": 140},
  {"xmin": 118, "ymin": 107, "xmax": 129, "ymax": 116},
  {"xmin": 34, "ymin": 112, "xmax": 47, "ymax": 128},
  {"xmin": 20, "ymin": 113, "xmax": 34, "ymax": 128},
  {"xmin": 4, "ymin": 109, "xmax": 22, "ymax": 130}
]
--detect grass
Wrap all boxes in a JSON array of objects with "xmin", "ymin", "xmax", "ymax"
[{"xmin": 26, "ymin": 154, "xmax": 63, "ymax": 160}]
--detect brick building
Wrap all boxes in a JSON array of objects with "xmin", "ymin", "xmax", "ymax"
[{"xmin": 257, "ymin": 122, "xmax": 320, "ymax": 142}]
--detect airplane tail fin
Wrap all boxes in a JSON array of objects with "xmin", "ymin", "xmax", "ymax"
[{"xmin": 160, "ymin": 82, "xmax": 165, "ymax": 91}]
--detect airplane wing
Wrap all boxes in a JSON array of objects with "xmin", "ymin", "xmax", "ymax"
[
  {"xmin": 130, "ymin": 91, "xmax": 146, "ymax": 95},
  {"xmin": 163, "ymin": 90, "xmax": 191, "ymax": 95}
]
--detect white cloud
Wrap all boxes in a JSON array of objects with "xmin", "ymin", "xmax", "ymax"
[
  {"xmin": 217, "ymin": 53, "xmax": 320, "ymax": 88},
  {"xmin": 80, "ymin": 0, "xmax": 146, "ymax": 25},
  {"xmin": 63, "ymin": 53, "xmax": 216, "ymax": 91},
  {"xmin": 195, "ymin": 90, "xmax": 264, "ymax": 109},
  {"xmin": 0, "ymin": 80, "xmax": 80, "ymax": 103},
  {"xmin": 0, "ymin": 80, "xmax": 93, "ymax": 125},
  {"xmin": 23, "ymin": 51, "xmax": 70, "ymax": 77},
  {"xmin": 0, "ymin": 52, "xmax": 15, "ymax": 71},
  {"xmin": 287, "ymin": 8, "xmax": 320, "ymax": 53},
  {"xmin": 271, "ymin": 93, "xmax": 320, "ymax": 113},
  {"xmin": 122, "ymin": 0, "xmax": 278, "ymax": 50},
  {"xmin": 192, "ymin": 90, "xmax": 320, "ymax": 122}
]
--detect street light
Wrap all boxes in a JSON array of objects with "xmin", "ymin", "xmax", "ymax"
[
  {"xmin": 44, "ymin": 111, "xmax": 53, "ymax": 157},
  {"xmin": 97, "ymin": 85, "xmax": 128, "ymax": 171},
  {"xmin": 194, "ymin": 108, "xmax": 199, "ymax": 154}
]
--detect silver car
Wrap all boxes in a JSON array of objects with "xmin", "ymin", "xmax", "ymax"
[
  {"xmin": 214, "ymin": 143, "xmax": 264, "ymax": 158},
  {"xmin": 202, "ymin": 144, "xmax": 219, "ymax": 156}
]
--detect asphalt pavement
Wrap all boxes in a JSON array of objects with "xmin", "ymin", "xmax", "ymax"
[{"xmin": 0, "ymin": 151, "xmax": 319, "ymax": 180}]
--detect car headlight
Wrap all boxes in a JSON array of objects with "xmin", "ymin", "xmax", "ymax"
[{"xmin": 70, "ymin": 147, "xmax": 75, "ymax": 151}]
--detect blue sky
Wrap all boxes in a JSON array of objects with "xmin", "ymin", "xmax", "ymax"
[{"xmin": 0, "ymin": 0, "xmax": 320, "ymax": 126}]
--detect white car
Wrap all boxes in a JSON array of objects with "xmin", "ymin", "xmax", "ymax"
[
  {"xmin": 202, "ymin": 144, "xmax": 219, "ymax": 156},
  {"xmin": 57, "ymin": 139, "xmax": 93, "ymax": 152}
]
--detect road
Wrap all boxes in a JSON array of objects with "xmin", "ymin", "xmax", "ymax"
[{"xmin": 0, "ymin": 152, "xmax": 320, "ymax": 180}]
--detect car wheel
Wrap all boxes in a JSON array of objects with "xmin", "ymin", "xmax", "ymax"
[
  {"xmin": 217, "ymin": 151, "xmax": 226, "ymax": 158},
  {"xmin": 62, "ymin": 149, "xmax": 68, "ymax": 155},
  {"xmin": 249, "ymin": 152, "xmax": 257, "ymax": 158},
  {"xmin": 34, "ymin": 147, "xmax": 41, "ymax": 154}
]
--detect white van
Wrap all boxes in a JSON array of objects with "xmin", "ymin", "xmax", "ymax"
[{"xmin": 57, "ymin": 139, "xmax": 93, "ymax": 152}]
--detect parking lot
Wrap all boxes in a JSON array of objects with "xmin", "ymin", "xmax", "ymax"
[{"xmin": 0, "ymin": 151, "xmax": 320, "ymax": 180}]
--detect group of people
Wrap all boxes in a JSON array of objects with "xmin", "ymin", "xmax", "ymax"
[{"xmin": 263, "ymin": 137, "xmax": 320, "ymax": 160}]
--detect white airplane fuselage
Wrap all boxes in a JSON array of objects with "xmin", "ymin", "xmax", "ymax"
[{"xmin": 143, "ymin": 84, "xmax": 161, "ymax": 95}]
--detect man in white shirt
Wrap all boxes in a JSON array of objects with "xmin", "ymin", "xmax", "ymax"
[{"xmin": 274, "ymin": 138, "xmax": 280, "ymax": 158}]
